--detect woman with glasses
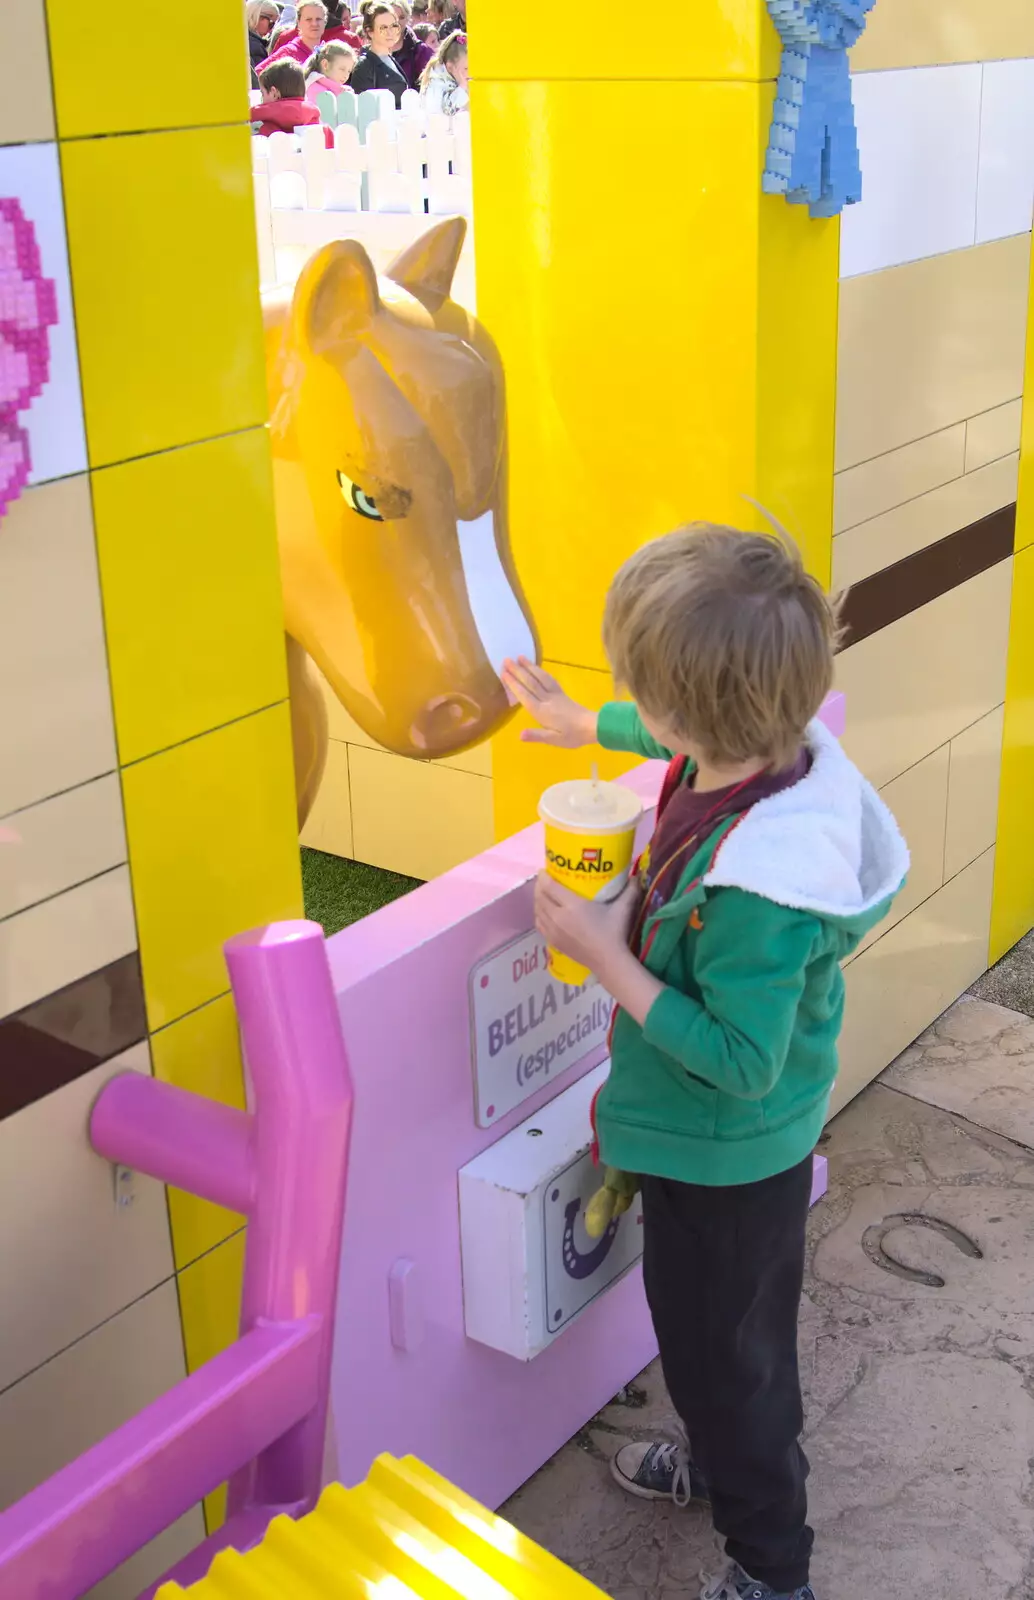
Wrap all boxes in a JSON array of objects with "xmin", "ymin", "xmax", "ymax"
[{"xmin": 349, "ymin": 0, "xmax": 408, "ymax": 105}]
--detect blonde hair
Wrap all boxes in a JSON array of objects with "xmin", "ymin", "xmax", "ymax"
[
  {"xmin": 246, "ymin": 0, "xmax": 280, "ymax": 30},
  {"xmin": 419, "ymin": 27, "xmax": 465, "ymax": 87},
  {"xmin": 304, "ymin": 38, "xmax": 356, "ymax": 75},
  {"xmin": 602, "ymin": 522, "xmax": 841, "ymax": 771}
]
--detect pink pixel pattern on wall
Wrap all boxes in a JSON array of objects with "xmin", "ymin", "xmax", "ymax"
[{"xmin": 0, "ymin": 199, "xmax": 58, "ymax": 520}]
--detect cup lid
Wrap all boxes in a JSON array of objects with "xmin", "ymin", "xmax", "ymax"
[{"xmin": 538, "ymin": 777, "xmax": 642, "ymax": 832}]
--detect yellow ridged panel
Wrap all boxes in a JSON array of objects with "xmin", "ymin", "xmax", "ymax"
[
  {"xmin": 151, "ymin": 995, "xmax": 247, "ymax": 1270},
  {"xmin": 474, "ymin": 0, "xmax": 780, "ymax": 82},
  {"xmin": 60, "ymin": 126, "xmax": 266, "ymax": 468},
  {"xmin": 471, "ymin": 79, "xmax": 838, "ymax": 678},
  {"xmin": 121, "ymin": 704, "xmax": 302, "ymax": 1029},
  {"xmin": 991, "ymin": 551, "xmax": 1034, "ymax": 964},
  {"xmin": 157, "ymin": 1455, "xmax": 610, "ymax": 1598},
  {"xmin": 176, "ymin": 1231, "xmax": 247, "ymax": 1534},
  {"xmin": 45, "ymin": 0, "xmax": 248, "ymax": 136},
  {"xmin": 92, "ymin": 430, "xmax": 288, "ymax": 764}
]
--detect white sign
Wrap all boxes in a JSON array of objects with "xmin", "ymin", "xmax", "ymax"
[
  {"xmin": 542, "ymin": 1146, "xmax": 644, "ymax": 1336},
  {"xmin": 469, "ymin": 928, "xmax": 613, "ymax": 1127}
]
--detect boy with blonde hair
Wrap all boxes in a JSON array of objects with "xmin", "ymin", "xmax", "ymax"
[{"xmin": 503, "ymin": 524, "xmax": 907, "ymax": 1600}]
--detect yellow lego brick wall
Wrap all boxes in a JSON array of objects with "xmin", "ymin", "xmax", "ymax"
[
  {"xmin": 473, "ymin": 9, "xmax": 839, "ymax": 839},
  {"xmin": 53, "ymin": 31, "xmax": 302, "ymax": 1530},
  {"xmin": 0, "ymin": 0, "xmax": 300, "ymax": 1568}
]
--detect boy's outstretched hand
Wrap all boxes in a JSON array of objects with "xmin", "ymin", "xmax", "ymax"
[{"xmin": 501, "ymin": 657, "xmax": 598, "ymax": 749}]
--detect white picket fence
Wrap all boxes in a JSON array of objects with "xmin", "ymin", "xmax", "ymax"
[{"xmin": 253, "ymin": 91, "xmax": 475, "ymax": 302}]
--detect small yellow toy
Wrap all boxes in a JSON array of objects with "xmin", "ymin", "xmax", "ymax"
[
  {"xmin": 157, "ymin": 1453, "xmax": 610, "ymax": 1598},
  {"xmin": 584, "ymin": 1168, "xmax": 640, "ymax": 1239}
]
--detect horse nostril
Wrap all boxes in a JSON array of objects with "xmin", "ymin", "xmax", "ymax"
[{"xmin": 410, "ymin": 694, "xmax": 483, "ymax": 753}]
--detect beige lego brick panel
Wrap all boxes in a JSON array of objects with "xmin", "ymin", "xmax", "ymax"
[
  {"xmin": 302, "ymin": 667, "xmax": 494, "ymax": 878},
  {"xmin": 3, "ymin": 1, "xmax": 55, "ymax": 144},
  {"xmin": 831, "ymin": 558, "xmax": 1012, "ymax": 1115},
  {"xmin": 836, "ymin": 235, "xmax": 1030, "ymax": 472},
  {"xmin": 0, "ymin": 1281, "xmax": 202, "ymax": 1600},
  {"xmin": 851, "ymin": 0, "xmax": 1034, "ymax": 72}
]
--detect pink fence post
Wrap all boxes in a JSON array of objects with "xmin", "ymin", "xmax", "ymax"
[
  {"xmin": 0, "ymin": 920, "xmax": 352, "ymax": 1600},
  {"xmin": 223, "ymin": 920, "xmax": 354, "ymax": 1518}
]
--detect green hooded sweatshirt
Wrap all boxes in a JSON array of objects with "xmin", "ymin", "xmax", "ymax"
[{"xmin": 594, "ymin": 703, "xmax": 909, "ymax": 1188}]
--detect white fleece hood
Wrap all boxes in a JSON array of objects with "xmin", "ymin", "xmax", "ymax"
[{"xmin": 703, "ymin": 718, "xmax": 910, "ymax": 929}]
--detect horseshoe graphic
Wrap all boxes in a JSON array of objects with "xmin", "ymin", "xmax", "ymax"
[
  {"xmin": 861, "ymin": 1212, "xmax": 983, "ymax": 1288},
  {"xmin": 562, "ymin": 1197, "xmax": 618, "ymax": 1280}
]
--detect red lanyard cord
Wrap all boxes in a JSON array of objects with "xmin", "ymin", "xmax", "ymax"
[
  {"xmin": 627, "ymin": 767, "xmax": 766, "ymax": 954},
  {"xmin": 604, "ymin": 766, "xmax": 767, "ymax": 1066}
]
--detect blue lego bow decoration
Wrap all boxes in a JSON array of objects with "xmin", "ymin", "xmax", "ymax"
[{"xmin": 762, "ymin": 0, "xmax": 877, "ymax": 218}]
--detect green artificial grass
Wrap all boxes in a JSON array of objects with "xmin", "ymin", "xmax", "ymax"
[{"xmin": 301, "ymin": 847, "xmax": 422, "ymax": 937}]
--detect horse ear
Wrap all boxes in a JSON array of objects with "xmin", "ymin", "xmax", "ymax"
[
  {"xmin": 291, "ymin": 238, "xmax": 381, "ymax": 353},
  {"xmin": 386, "ymin": 217, "xmax": 467, "ymax": 305}
]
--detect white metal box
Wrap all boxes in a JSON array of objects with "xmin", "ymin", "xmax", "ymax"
[{"xmin": 458, "ymin": 1064, "xmax": 644, "ymax": 1361}]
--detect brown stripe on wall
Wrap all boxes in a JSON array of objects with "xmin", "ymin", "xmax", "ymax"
[
  {"xmin": 838, "ymin": 503, "xmax": 1016, "ymax": 651},
  {"xmin": 0, "ymin": 952, "xmax": 147, "ymax": 1121}
]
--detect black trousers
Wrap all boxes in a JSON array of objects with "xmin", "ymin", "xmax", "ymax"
[{"xmin": 641, "ymin": 1155, "xmax": 814, "ymax": 1594}]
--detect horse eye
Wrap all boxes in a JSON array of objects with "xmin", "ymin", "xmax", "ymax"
[{"xmin": 337, "ymin": 470, "xmax": 384, "ymax": 521}]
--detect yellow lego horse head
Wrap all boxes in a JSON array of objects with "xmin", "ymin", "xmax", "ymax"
[{"xmin": 264, "ymin": 218, "xmax": 538, "ymax": 823}]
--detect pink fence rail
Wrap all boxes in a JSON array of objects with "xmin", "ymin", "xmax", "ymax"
[{"xmin": 0, "ymin": 919, "xmax": 353, "ymax": 1600}]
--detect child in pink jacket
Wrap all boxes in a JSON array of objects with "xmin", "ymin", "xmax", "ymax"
[{"xmin": 304, "ymin": 40, "xmax": 357, "ymax": 100}]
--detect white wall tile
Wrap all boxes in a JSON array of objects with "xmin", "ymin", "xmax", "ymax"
[
  {"xmin": 976, "ymin": 58, "xmax": 1034, "ymax": 246},
  {"xmin": 0, "ymin": 1279, "xmax": 203, "ymax": 1600},
  {"xmin": 842, "ymin": 65, "xmax": 982, "ymax": 278},
  {"xmin": 0, "ymin": 142, "xmax": 88, "ymax": 491},
  {"xmin": 0, "ymin": 1045, "xmax": 174, "ymax": 1392}
]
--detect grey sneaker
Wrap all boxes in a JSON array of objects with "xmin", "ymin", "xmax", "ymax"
[
  {"xmin": 701, "ymin": 1558, "xmax": 816, "ymax": 1600},
  {"xmin": 610, "ymin": 1437, "xmax": 710, "ymax": 1506}
]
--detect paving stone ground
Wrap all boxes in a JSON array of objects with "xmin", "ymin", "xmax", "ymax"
[{"xmin": 502, "ymin": 993, "xmax": 1034, "ymax": 1599}]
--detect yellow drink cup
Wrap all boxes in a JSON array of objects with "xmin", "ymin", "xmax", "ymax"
[{"xmin": 538, "ymin": 778, "xmax": 643, "ymax": 986}]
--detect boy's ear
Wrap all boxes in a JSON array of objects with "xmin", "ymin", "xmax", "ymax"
[{"xmin": 290, "ymin": 238, "xmax": 381, "ymax": 353}]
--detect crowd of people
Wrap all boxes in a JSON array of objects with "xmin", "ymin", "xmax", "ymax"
[{"xmin": 246, "ymin": 0, "xmax": 468, "ymax": 137}]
